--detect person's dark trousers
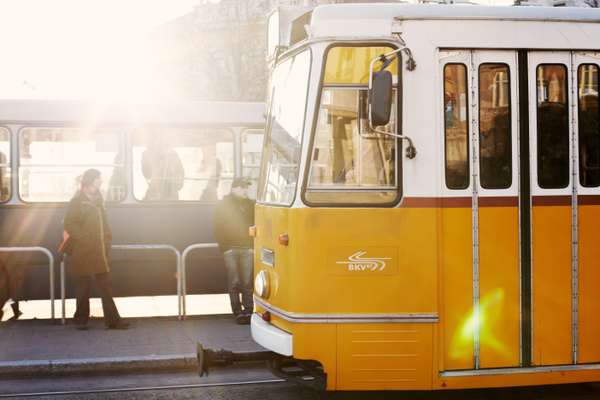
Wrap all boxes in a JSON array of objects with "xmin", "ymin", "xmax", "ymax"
[
  {"xmin": 73, "ymin": 272, "xmax": 121, "ymax": 327},
  {"xmin": 223, "ymin": 248, "xmax": 254, "ymax": 316}
]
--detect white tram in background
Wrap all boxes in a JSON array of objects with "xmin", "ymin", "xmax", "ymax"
[{"xmin": 0, "ymin": 100, "xmax": 264, "ymax": 300}]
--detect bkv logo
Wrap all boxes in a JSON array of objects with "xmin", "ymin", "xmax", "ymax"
[{"xmin": 336, "ymin": 251, "xmax": 391, "ymax": 272}]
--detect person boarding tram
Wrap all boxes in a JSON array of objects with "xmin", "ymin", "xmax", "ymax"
[{"xmin": 63, "ymin": 169, "xmax": 129, "ymax": 330}]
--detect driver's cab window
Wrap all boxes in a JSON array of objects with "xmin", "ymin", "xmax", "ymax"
[{"xmin": 305, "ymin": 46, "xmax": 399, "ymax": 205}]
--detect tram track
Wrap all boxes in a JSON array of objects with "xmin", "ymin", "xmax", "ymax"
[{"xmin": 0, "ymin": 377, "xmax": 287, "ymax": 398}]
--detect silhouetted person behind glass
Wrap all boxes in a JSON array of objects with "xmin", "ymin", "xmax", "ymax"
[
  {"xmin": 0, "ymin": 151, "xmax": 8, "ymax": 202},
  {"xmin": 141, "ymin": 134, "xmax": 184, "ymax": 201}
]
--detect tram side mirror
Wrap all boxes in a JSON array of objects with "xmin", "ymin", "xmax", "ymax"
[{"xmin": 369, "ymin": 70, "xmax": 393, "ymax": 127}]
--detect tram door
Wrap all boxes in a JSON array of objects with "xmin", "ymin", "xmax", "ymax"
[
  {"xmin": 440, "ymin": 50, "xmax": 520, "ymax": 371},
  {"xmin": 528, "ymin": 51, "xmax": 600, "ymax": 366}
]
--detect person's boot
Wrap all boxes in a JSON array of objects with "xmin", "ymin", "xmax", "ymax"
[{"xmin": 10, "ymin": 302, "xmax": 22, "ymax": 320}]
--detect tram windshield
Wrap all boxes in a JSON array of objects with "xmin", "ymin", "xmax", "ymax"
[
  {"xmin": 305, "ymin": 45, "xmax": 399, "ymax": 205},
  {"xmin": 258, "ymin": 50, "xmax": 311, "ymax": 205}
]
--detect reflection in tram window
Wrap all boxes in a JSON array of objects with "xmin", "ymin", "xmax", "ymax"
[
  {"xmin": 444, "ymin": 63, "xmax": 469, "ymax": 190},
  {"xmin": 0, "ymin": 128, "xmax": 10, "ymax": 202},
  {"xmin": 306, "ymin": 89, "xmax": 397, "ymax": 204},
  {"xmin": 258, "ymin": 50, "xmax": 310, "ymax": 205},
  {"xmin": 536, "ymin": 64, "xmax": 569, "ymax": 189},
  {"xmin": 479, "ymin": 64, "xmax": 512, "ymax": 189},
  {"xmin": 19, "ymin": 128, "xmax": 123, "ymax": 202},
  {"xmin": 578, "ymin": 64, "xmax": 600, "ymax": 188},
  {"xmin": 132, "ymin": 129, "xmax": 233, "ymax": 202},
  {"xmin": 242, "ymin": 129, "xmax": 264, "ymax": 200}
]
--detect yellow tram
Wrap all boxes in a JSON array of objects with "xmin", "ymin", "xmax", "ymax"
[{"xmin": 240, "ymin": 3, "xmax": 600, "ymax": 392}]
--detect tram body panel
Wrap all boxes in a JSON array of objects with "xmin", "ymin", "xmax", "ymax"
[
  {"xmin": 439, "ymin": 204, "xmax": 473, "ymax": 371},
  {"xmin": 478, "ymin": 204, "xmax": 521, "ymax": 368},
  {"xmin": 531, "ymin": 204, "xmax": 573, "ymax": 365},
  {"xmin": 574, "ymin": 52, "xmax": 600, "ymax": 364},
  {"xmin": 577, "ymin": 204, "xmax": 600, "ymax": 363},
  {"xmin": 337, "ymin": 323, "xmax": 434, "ymax": 390},
  {"xmin": 255, "ymin": 205, "xmax": 438, "ymax": 314}
]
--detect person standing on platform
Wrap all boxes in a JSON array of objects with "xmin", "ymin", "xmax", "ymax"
[
  {"xmin": 214, "ymin": 178, "xmax": 255, "ymax": 324},
  {"xmin": 64, "ymin": 168, "xmax": 129, "ymax": 330}
]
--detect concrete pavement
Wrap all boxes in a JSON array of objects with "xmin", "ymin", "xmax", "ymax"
[{"xmin": 0, "ymin": 315, "xmax": 264, "ymax": 377}]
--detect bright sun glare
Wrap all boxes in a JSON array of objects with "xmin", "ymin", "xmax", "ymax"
[{"xmin": 0, "ymin": 0, "xmax": 198, "ymax": 103}]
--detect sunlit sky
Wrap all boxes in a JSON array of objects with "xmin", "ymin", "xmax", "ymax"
[
  {"xmin": 0, "ymin": 0, "xmax": 514, "ymax": 102},
  {"xmin": 0, "ymin": 0, "xmax": 199, "ymax": 102}
]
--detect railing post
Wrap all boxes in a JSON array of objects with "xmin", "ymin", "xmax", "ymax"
[
  {"xmin": 60, "ymin": 255, "xmax": 66, "ymax": 325},
  {"xmin": 181, "ymin": 243, "xmax": 219, "ymax": 320},
  {"xmin": 110, "ymin": 245, "xmax": 182, "ymax": 319},
  {"xmin": 0, "ymin": 247, "xmax": 55, "ymax": 321}
]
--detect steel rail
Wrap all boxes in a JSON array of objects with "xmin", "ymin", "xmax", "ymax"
[
  {"xmin": 0, "ymin": 378, "xmax": 286, "ymax": 398},
  {"xmin": 0, "ymin": 247, "xmax": 55, "ymax": 321},
  {"xmin": 181, "ymin": 243, "xmax": 219, "ymax": 319}
]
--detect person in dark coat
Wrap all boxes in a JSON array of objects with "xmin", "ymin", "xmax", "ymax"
[
  {"xmin": 64, "ymin": 169, "xmax": 129, "ymax": 330},
  {"xmin": 214, "ymin": 178, "xmax": 255, "ymax": 324}
]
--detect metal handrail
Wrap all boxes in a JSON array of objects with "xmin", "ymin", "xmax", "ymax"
[
  {"xmin": 59, "ymin": 244, "xmax": 182, "ymax": 323},
  {"xmin": 181, "ymin": 243, "xmax": 219, "ymax": 319},
  {"xmin": 0, "ymin": 247, "xmax": 55, "ymax": 321}
]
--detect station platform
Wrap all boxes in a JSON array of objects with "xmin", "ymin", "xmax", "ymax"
[{"xmin": 0, "ymin": 295, "xmax": 265, "ymax": 377}]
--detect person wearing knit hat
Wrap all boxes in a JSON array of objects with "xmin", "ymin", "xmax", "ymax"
[{"xmin": 63, "ymin": 168, "xmax": 129, "ymax": 330}]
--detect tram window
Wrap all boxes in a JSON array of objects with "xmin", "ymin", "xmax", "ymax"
[
  {"xmin": 0, "ymin": 128, "xmax": 10, "ymax": 202},
  {"xmin": 479, "ymin": 64, "xmax": 512, "ymax": 189},
  {"xmin": 444, "ymin": 64, "xmax": 469, "ymax": 190},
  {"xmin": 306, "ymin": 88, "xmax": 397, "ymax": 204},
  {"xmin": 536, "ymin": 64, "xmax": 569, "ymax": 189},
  {"xmin": 242, "ymin": 129, "xmax": 264, "ymax": 200},
  {"xmin": 258, "ymin": 50, "xmax": 310, "ymax": 205},
  {"xmin": 578, "ymin": 64, "xmax": 600, "ymax": 188},
  {"xmin": 19, "ymin": 128, "xmax": 123, "ymax": 203},
  {"xmin": 132, "ymin": 128, "xmax": 233, "ymax": 202}
]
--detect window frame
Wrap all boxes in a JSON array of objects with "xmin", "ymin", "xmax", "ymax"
[
  {"xmin": 444, "ymin": 62, "xmax": 470, "ymax": 191},
  {"xmin": 577, "ymin": 63, "xmax": 600, "ymax": 188},
  {"xmin": 301, "ymin": 42, "xmax": 402, "ymax": 208},
  {"xmin": 478, "ymin": 62, "xmax": 513, "ymax": 190},
  {"xmin": 257, "ymin": 47, "xmax": 313, "ymax": 207},
  {"xmin": 0, "ymin": 126, "xmax": 11, "ymax": 204},
  {"xmin": 535, "ymin": 63, "xmax": 570, "ymax": 190},
  {"xmin": 16, "ymin": 125, "xmax": 126, "ymax": 204},
  {"xmin": 130, "ymin": 126, "xmax": 236, "ymax": 204}
]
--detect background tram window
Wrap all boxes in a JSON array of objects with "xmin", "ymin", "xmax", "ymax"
[
  {"xmin": 19, "ymin": 128, "xmax": 123, "ymax": 202},
  {"xmin": 241, "ymin": 129, "xmax": 264, "ymax": 199},
  {"xmin": 0, "ymin": 128, "xmax": 10, "ymax": 202},
  {"xmin": 444, "ymin": 64, "xmax": 469, "ymax": 190},
  {"xmin": 578, "ymin": 64, "xmax": 600, "ymax": 188},
  {"xmin": 132, "ymin": 128, "xmax": 233, "ymax": 202},
  {"xmin": 479, "ymin": 64, "xmax": 512, "ymax": 189},
  {"xmin": 536, "ymin": 64, "xmax": 570, "ymax": 189}
]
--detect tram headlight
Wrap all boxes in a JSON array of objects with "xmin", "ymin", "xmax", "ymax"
[{"xmin": 255, "ymin": 270, "xmax": 270, "ymax": 299}]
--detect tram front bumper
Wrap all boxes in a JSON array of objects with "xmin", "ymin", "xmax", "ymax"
[{"xmin": 251, "ymin": 313, "xmax": 293, "ymax": 356}]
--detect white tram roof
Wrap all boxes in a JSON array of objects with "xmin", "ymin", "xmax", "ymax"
[
  {"xmin": 0, "ymin": 100, "xmax": 265, "ymax": 127},
  {"xmin": 308, "ymin": 4, "xmax": 600, "ymax": 47}
]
